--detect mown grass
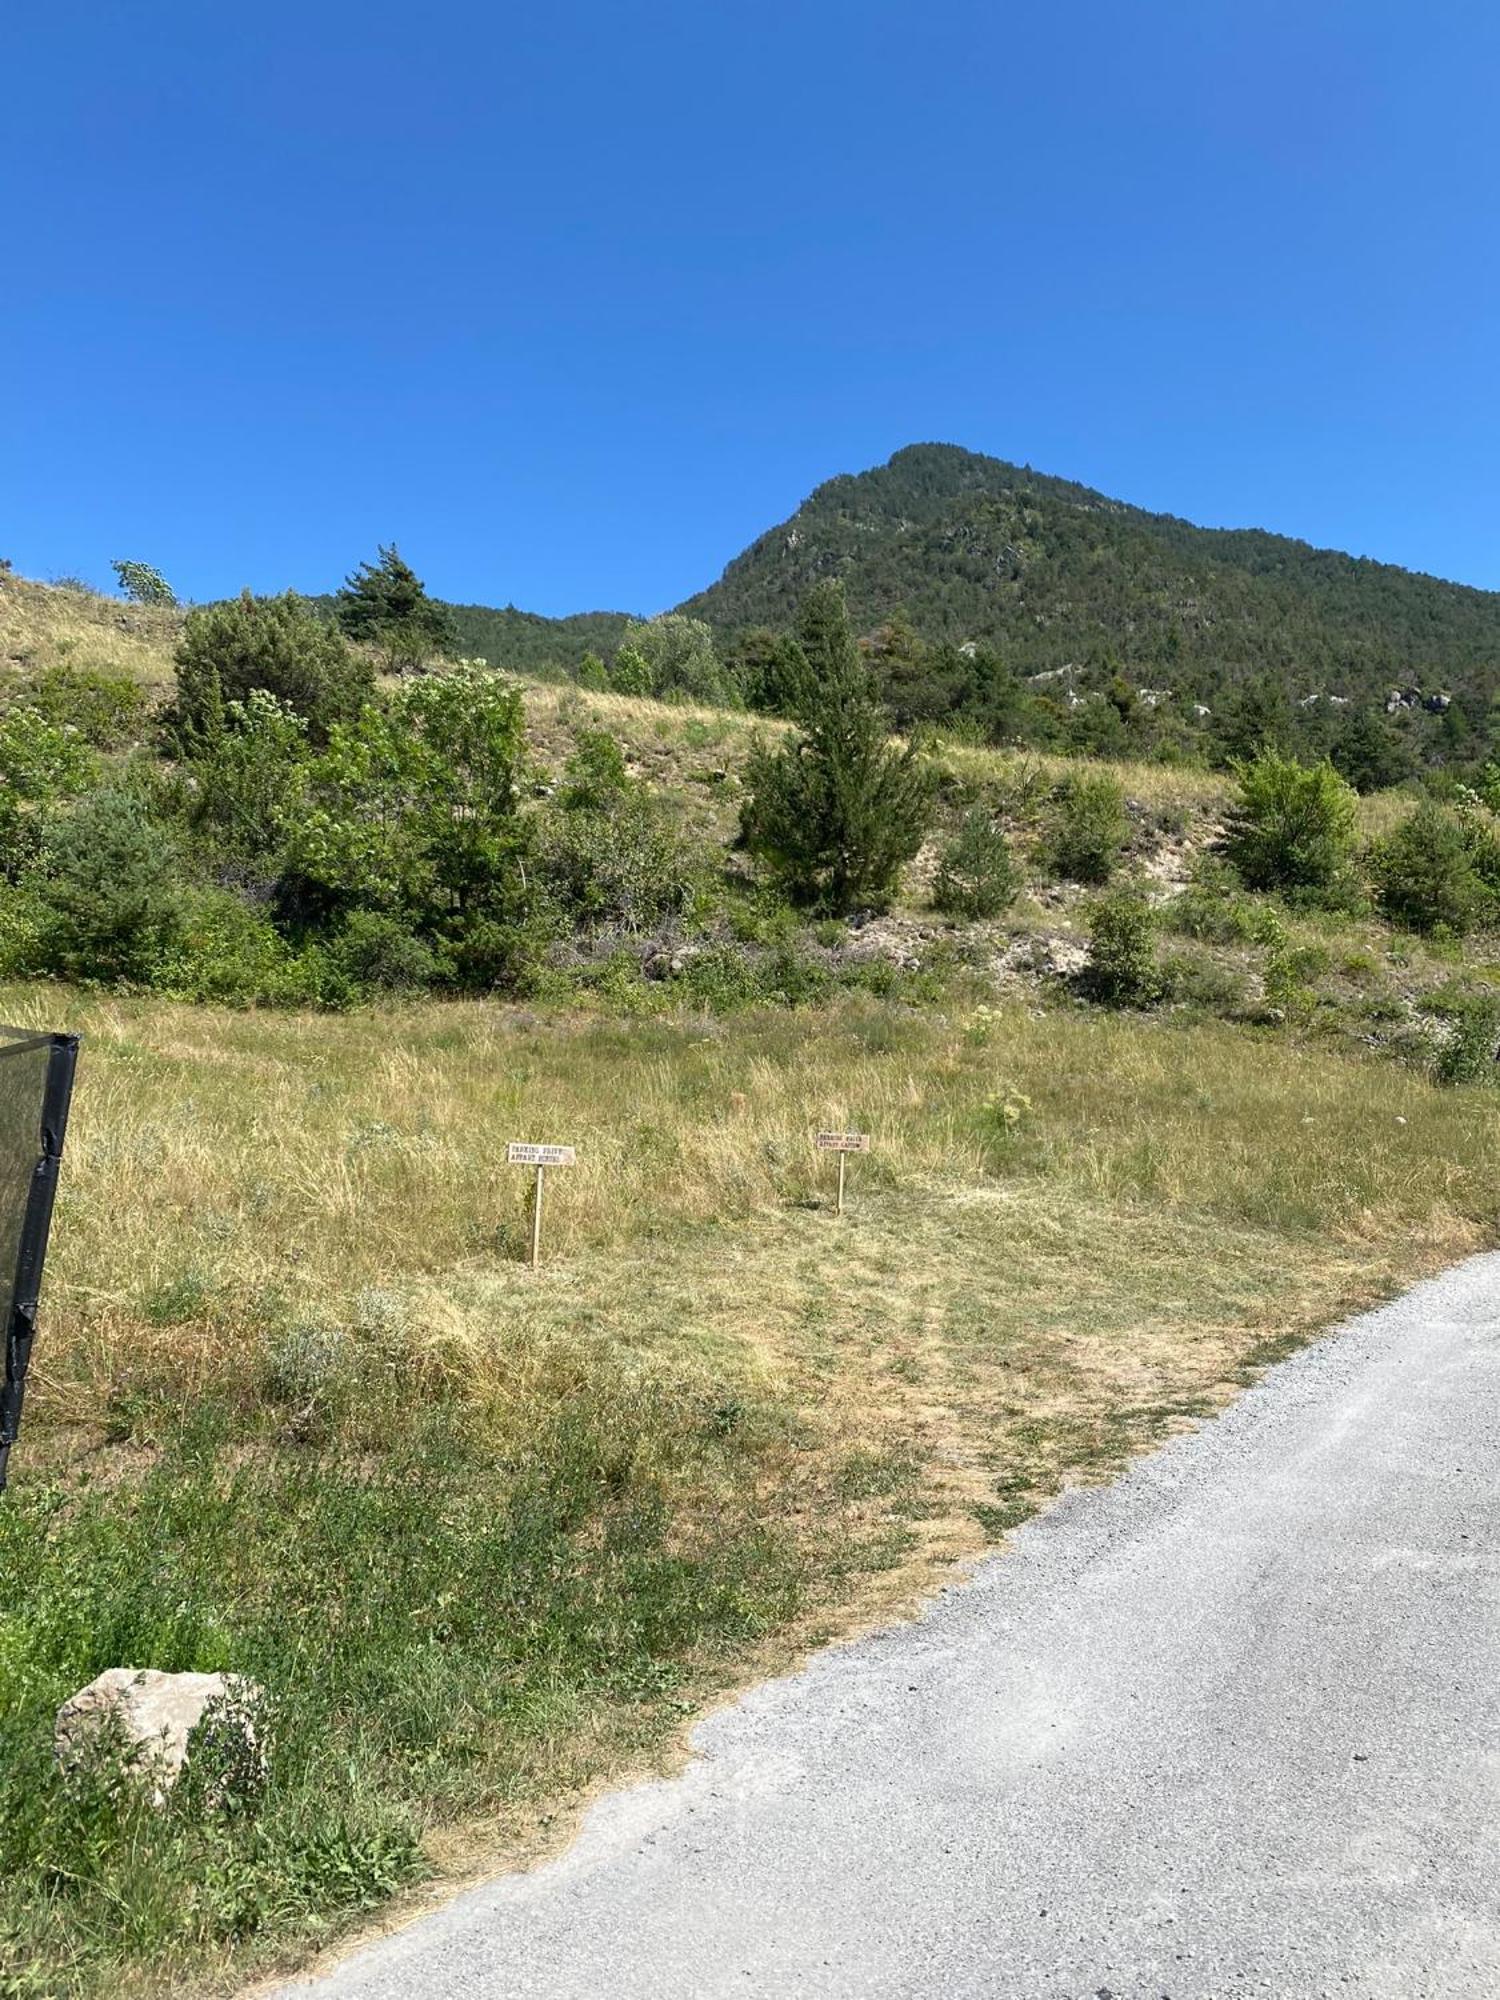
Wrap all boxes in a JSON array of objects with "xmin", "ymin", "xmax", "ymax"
[{"xmin": 4, "ymin": 983, "xmax": 1499, "ymax": 1994}]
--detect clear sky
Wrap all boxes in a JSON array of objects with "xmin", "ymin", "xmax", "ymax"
[{"xmin": 5, "ymin": 1, "xmax": 1498, "ymax": 613}]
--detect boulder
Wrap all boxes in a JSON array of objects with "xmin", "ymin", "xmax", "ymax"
[{"xmin": 54, "ymin": 1667, "xmax": 267, "ymax": 1806}]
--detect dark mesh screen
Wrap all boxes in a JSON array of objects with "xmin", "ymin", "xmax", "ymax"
[
  {"xmin": 0, "ymin": 1027, "xmax": 77, "ymax": 1486},
  {"xmin": 0, "ymin": 1037, "xmax": 53, "ymax": 1339}
]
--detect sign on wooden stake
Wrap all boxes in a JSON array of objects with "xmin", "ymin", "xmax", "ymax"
[
  {"xmin": 815, "ymin": 1130, "xmax": 870, "ymax": 1215},
  {"xmin": 507, "ymin": 1142, "xmax": 577, "ymax": 1266}
]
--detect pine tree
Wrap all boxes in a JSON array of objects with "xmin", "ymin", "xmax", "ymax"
[
  {"xmin": 336, "ymin": 545, "xmax": 455, "ymax": 669},
  {"xmin": 740, "ymin": 581, "xmax": 932, "ymax": 913}
]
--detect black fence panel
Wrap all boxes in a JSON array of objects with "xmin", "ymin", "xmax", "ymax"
[{"xmin": 0, "ymin": 1027, "xmax": 78, "ymax": 1491}]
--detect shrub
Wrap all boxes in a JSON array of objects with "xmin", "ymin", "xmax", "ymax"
[
  {"xmin": 741, "ymin": 582, "xmax": 932, "ymax": 914},
  {"xmin": 1433, "ymin": 994, "xmax": 1500, "ymax": 1085},
  {"xmin": 1369, "ymin": 801, "xmax": 1498, "ymax": 936},
  {"xmin": 1165, "ymin": 857, "xmax": 1284, "ymax": 945},
  {"xmin": 1159, "ymin": 949, "xmax": 1247, "ymax": 1013},
  {"xmin": 1045, "ymin": 773, "xmax": 1128, "ymax": 885},
  {"xmin": 609, "ymin": 646, "xmax": 652, "ymax": 697},
  {"xmin": 537, "ymin": 791, "xmax": 699, "ymax": 934},
  {"xmin": 19, "ymin": 663, "xmax": 148, "ymax": 748},
  {"xmin": 0, "ymin": 708, "xmax": 100, "ymax": 876},
  {"xmin": 326, "ymin": 910, "xmax": 440, "ymax": 994},
  {"xmin": 560, "ymin": 728, "xmax": 631, "ymax": 812},
  {"xmin": 157, "ymin": 889, "xmax": 328, "ymax": 1007},
  {"xmin": 1083, "ymin": 891, "xmax": 1159, "ymax": 1006},
  {"xmin": 171, "ymin": 591, "xmax": 374, "ymax": 745},
  {"xmin": 31, "ymin": 789, "xmax": 187, "ymax": 984},
  {"xmin": 932, "ymin": 809, "xmax": 1020, "ymax": 919},
  {"xmin": 180, "ymin": 690, "xmax": 310, "ymax": 874},
  {"xmin": 575, "ymin": 651, "xmax": 609, "ymax": 691},
  {"xmin": 1223, "ymin": 751, "xmax": 1357, "ymax": 895}
]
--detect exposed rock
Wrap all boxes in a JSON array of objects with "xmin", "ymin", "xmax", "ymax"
[
  {"xmin": 993, "ymin": 932, "xmax": 1088, "ymax": 983},
  {"xmin": 55, "ymin": 1668, "xmax": 267, "ymax": 1807}
]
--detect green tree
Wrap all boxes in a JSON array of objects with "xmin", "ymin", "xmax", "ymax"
[
  {"xmin": 618, "ymin": 614, "xmax": 736, "ymax": 705},
  {"xmin": 740, "ymin": 582, "xmax": 932, "ymax": 913},
  {"xmin": 932, "ymin": 809, "xmax": 1020, "ymax": 918},
  {"xmin": 609, "ymin": 645, "xmax": 653, "ymax": 697},
  {"xmin": 1045, "ymin": 772, "xmax": 1129, "ymax": 885},
  {"xmin": 1223, "ymin": 750, "xmax": 1358, "ymax": 894},
  {"xmin": 1330, "ymin": 709, "xmax": 1413, "ymax": 793},
  {"xmin": 732, "ymin": 629, "xmax": 814, "ymax": 717},
  {"xmin": 336, "ymin": 545, "xmax": 455, "ymax": 670},
  {"xmin": 33, "ymin": 790, "xmax": 186, "ymax": 983},
  {"xmin": 1210, "ymin": 675, "xmax": 1295, "ymax": 766},
  {"xmin": 1369, "ymin": 801, "xmax": 1497, "ymax": 935},
  {"xmin": 172, "ymin": 591, "xmax": 373, "ymax": 745},
  {"xmin": 111, "ymin": 559, "xmax": 176, "ymax": 606}
]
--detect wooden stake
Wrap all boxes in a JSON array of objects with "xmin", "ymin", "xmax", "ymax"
[
  {"xmin": 836, "ymin": 1150, "xmax": 846, "ymax": 1216},
  {"xmin": 507, "ymin": 1143, "xmax": 575, "ymax": 1268}
]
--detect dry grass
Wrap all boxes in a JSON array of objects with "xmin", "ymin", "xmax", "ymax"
[
  {"xmin": 19, "ymin": 983, "xmax": 1497, "ymax": 1541},
  {"xmin": 0, "ymin": 577, "xmax": 183, "ymax": 697}
]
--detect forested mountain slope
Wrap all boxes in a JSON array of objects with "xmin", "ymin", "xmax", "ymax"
[{"xmin": 678, "ymin": 443, "xmax": 1500, "ymax": 708}]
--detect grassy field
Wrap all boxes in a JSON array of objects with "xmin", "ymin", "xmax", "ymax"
[{"xmin": 4, "ymin": 981, "xmax": 1499, "ymax": 1994}]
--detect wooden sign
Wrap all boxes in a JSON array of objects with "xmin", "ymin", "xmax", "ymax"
[
  {"xmin": 507, "ymin": 1142, "xmax": 576, "ymax": 1168},
  {"xmin": 815, "ymin": 1130, "xmax": 870, "ymax": 1214},
  {"xmin": 507, "ymin": 1142, "xmax": 576, "ymax": 1264}
]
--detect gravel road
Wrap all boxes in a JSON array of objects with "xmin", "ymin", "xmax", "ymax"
[{"xmin": 279, "ymin": 1253, "xmax": 1500, "ymax": 1998}]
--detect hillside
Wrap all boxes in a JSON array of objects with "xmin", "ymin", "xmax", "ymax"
[
  {"xmin": 8, "ymin": 572, "xmax": 1500, "ymax": 1991},
  {"xmin": 302, "ymin": 594, "xmax": 636, "ymax": 675},
  {"xmin": 679, "ymin": 443, "xmax": 1500, "ymax": 710}
]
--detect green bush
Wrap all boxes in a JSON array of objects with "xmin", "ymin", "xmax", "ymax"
[
  {"xmin": 1158, "ymin": 948, "xmax": 1247, "ymax": 1013},
  {"xmin": 180, "ymin": 691, "xmax": 310, "ymax": 875},
  {"xmin": 932, "ymin": 809, "xmax": 1020, "ymax": 918},
  {"xmin": 608, "ymin": 646, "xmax": 653, "ymax": 697},
  {"xmin": 0, "ymin": 709, "xmax": 100, "ymax": 877},
  {"xmin": 1223, "ymin": 751, "xmax": 1357, "ymax": 895},
  {"xmin": 1165, "ymin": 857, "xmax": 1284, "ymax": 945},
  {"xmin": 537, "ymin": 792, "xmax": 699, "ymax": 934},
  {"xmin": 157, "ymin": 890, "xmax": 328, "ymax": 1007},
  {"xmin": 1369, "ymin": 801, "xmax": 1498, "ymax": 935},
  {"xmin": 171, "ymin": 592, "xmax": 373, "ymax": 746},
  {"xmin": 1083, "ymin": 891, "xmax": 1159, "ymax": 1006},
  {"xmin": 559, "ymin": 728, "xmax": 630, "ymax": 812},
  {"xmin": 19, "ymin": 663, "xmax": 148, "ymax": 748},
  {"xmin": 741, "ymin": 583, "xmax": 932, "ymax": 914},
  {"xmin": 326, "ymin": 911, "xmax": 440, "ymax": 995},
  {"xmin": 1044, "ymin": 773, "xmax": 1128, "ymax": 885},
  {"xmin": 31, "ymin": 790, "xmax": 187, "ymax": 984},
  {"xmin": 1433, "ymin": 993, "xmax": 1500, "ymax": 1085},
  {"xmin": 617, "ymin": 614, "xmax": 737, "ymax": 706}
]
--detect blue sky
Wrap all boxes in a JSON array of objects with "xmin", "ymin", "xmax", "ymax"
[{"xmin": 4, "ymin": 1, "xmax": 1498, "ymax": 613}]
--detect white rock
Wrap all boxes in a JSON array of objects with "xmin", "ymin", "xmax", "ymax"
[{"xmin": 54, "ymin": 1667, "xmax": 267, "ymax": 1806}]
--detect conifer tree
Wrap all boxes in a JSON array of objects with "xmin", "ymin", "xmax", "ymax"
[
  {"xmin": 336, "ymin": 545, "xmax": 455, "ymax": 669},
  {"xmin": 740, "ymin": 581, "xmax": 932, "ymax": 913}
]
